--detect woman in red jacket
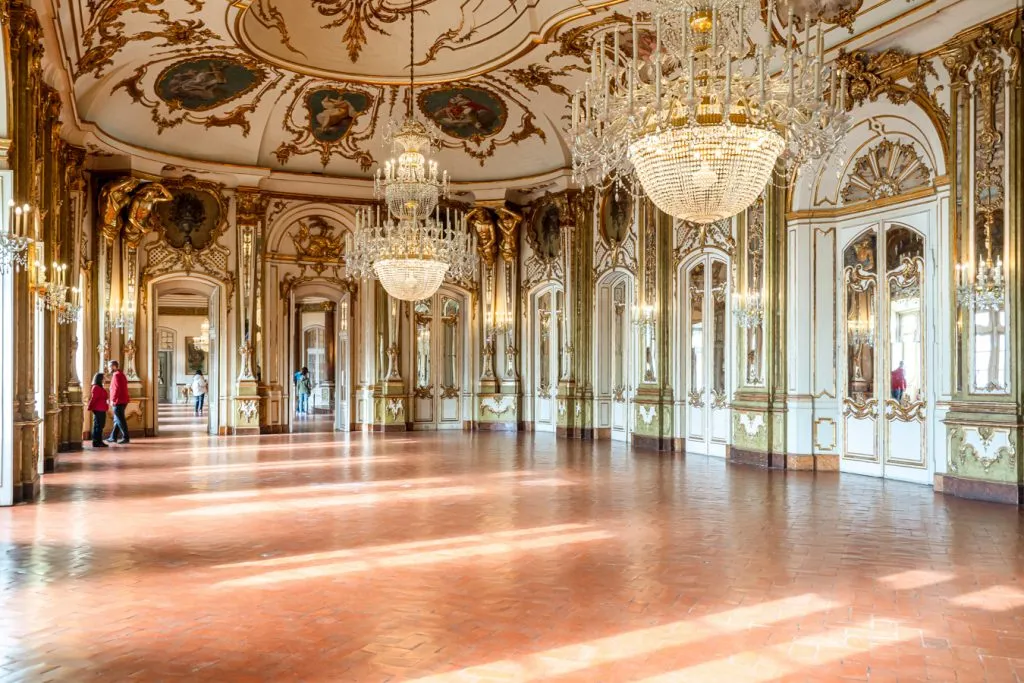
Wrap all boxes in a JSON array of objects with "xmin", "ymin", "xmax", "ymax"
[{"xmin": 87, "ymin": 372, "xmax": 109, "ymax": 448}]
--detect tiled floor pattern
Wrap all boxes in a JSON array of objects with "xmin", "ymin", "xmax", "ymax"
[{"xmin": 1, "ymin": 432, "xmax": 1023, "ymax": 682}]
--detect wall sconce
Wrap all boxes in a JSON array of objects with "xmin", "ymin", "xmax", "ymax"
[
  {"xmin": 107, "ymin": 301, "xmax": 135, "ymax": 331},
  {"xmin": 732, "ymin": 290, "xmax": 764, "ymax": 329},
  {"xmin": 955, "ymin": 217, "xmax": 1004, "ymax": 311},
  {"xmin": 848, "ymin": 318, "xmax": 875, "ymax": 347},
  {"xmin": 0, "ymin": 200, "xmax": 33, "ymax": 274},
  {"xmin": 631, "ymin": 304, "xmax": 656, "ymax": 333}
]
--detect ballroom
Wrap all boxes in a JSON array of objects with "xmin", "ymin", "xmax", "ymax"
[{"xmin": 0, "ymin": 0, "xmax": 1021, "ymax": 680}]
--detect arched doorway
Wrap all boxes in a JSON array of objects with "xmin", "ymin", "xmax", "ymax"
[
  {"xmin": 409, "ymin": 285, "xmax": 470, "ymax": 430},
  {"xmin": 839, "ymin": 219, "xmax": 931, "ymax": 484},
  {"xmin": 680, "ymin": 253, "xmax": 732, "ymax": 457},
  {"xmin": 148, "ymin": 276, "xmax": 226, "ymax": 436},
  {"xmin": 530, "ymin": 284, "xmax": 563, "ymax": 433},
  {"xmin": 595, "ymin": 271, "xmax": 635, "ymax": 442}
]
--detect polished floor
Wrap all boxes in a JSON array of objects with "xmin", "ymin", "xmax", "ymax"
[{"xmin": 1, "ymin": 432, "xmax": 1023, "ymax": 682}]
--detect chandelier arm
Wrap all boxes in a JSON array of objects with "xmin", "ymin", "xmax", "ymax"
[{"xmin": 408, "ymin": 0, "xmax": 414, "ymax": 119}]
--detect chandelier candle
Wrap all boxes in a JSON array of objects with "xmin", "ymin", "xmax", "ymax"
[{"xmin": 569, "ymin": 0, "xmax": 851, "ymax": 222}]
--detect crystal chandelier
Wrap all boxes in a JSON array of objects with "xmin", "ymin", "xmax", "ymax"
[
  {"xmin": 956, "ymin": 216, "xmax": 1005, "ymax": 312},
  {"xmin": 570, "ymin": 0, "xmax": 851, "ymax": 223},
  {"xmin": 732, "ymin": 291, "xmax": 763, "ymax": 328},
  {"xmin": 348, "ymin": 0, "xmax": 476, "ymax": 301},
  {"xmin": 0, "ymin": 201, "xmax": 33, "ymax": 275},
  {"xmin": 848, "ymin": 319, "xmax": 875, "ymax": 347},
  {"xmin": 194, "ymin": 318, "xmax": 211, "ymax": 353}
]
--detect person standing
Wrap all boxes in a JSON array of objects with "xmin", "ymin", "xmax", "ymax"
[
  {"xmin": 296, "ymin": 367, "xmax": 312, "ymax": 415},
  {"xmin": 891, "ymin": 361, "xmax": 907, "ymax": 402},
  {"xmin": 87, "ymin": 372, "xmax": 110, "ymax": 448},
  {"xmin": 192, "ymin": 370, "xmax": 209, "ymax": 416},
  {"xmin": 105, "ymin": 360, "xmax": 131, "ymax": 444}
]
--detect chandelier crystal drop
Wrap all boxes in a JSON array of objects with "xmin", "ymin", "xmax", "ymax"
[
  {"xmin": 194, "ymin": 318, "xmax": 211, "ymax": 353},
  {"xmin": 348, "ymin": 0, "xmax": 476, "ymax": 301},
  {"xmin": 569, "ymin": 0, "xmax": 851, "ymax": 223}
]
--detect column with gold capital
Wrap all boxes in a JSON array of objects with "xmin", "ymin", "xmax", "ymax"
[{"xmin": 233, "ymin": 188, "xmax": 267, "ymax": 435}]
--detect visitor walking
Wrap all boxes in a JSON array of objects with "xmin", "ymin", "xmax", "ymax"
[
  {"xmin": 88, "ymin": 372, "xmax": 109, "ymax": 448},
  {"xmin": 105, "ymin": 360, "xmax": 131, "ymax": 444},
  {"xmin": 192, "ymin": 370, "xmax": 208, "ymax": 416}
]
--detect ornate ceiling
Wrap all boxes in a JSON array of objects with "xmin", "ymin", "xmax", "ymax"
[{"xmin": 44, "ymin": 0, "xmax": 1012, "ymax": 187}]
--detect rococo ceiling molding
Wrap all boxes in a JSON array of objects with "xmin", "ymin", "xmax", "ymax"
[
  {"xmin": 836, "ymin": 49, "xmax": 951, "ymax": 148},
  {"xmin": 77, "ymin": 0, "xmax": 216, "ymax": 79},
  {"xmin": 774, "ymin": 0, "xmax": 863, "ymax": 33},
  {"xmin": 938, "ymin": 11, "xmax": 1022, "ymax": 88},
  {"xmin": 841, "ymin": 138, "xmax": 932, "ymax": 205},
  {"xmin": 275, "ymin": 83, "xmax": 379, "ymax": 169},
  {"xmin": 112, "ymin": 53, "xmax": 290, "ymax": 136}
]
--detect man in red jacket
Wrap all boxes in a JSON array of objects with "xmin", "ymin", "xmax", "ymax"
[{"xmin": 105, "ymin": 360, "xmax": 131, "ymax": 445}]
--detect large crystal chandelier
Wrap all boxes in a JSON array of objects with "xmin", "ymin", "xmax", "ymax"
[
  {"xmin": 348, "ymin": 0, "xmax": 476, "ymax": 301},
  {"xmin": 570, "ymin": 0, "xmax": 851, "ymax": 223},
  {"xmin": 0, "ymin": 201, "xmax": 33, "ymax": 275}
]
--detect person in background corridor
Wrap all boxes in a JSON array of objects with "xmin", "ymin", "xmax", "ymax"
[
  {"xmin": 105, "ymin": 360, "xmax": 131, "ymax": 444},
  {"xmin": 891, "ymin": 361, "xmax": 907, "ymax": 402},
  {"xmin": 192, "ymin": 370, "xmax": 208, "ymax": 416},
  {"xmin": 88, "ymin": 372, "xmax": 109, "ymax": 448},
  {"xmin": 296, "ymin": 367, "xmax": 312, "ymax": 415}
]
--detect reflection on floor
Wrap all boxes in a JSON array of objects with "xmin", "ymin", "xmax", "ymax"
[
  {"xmin": 1, "ymin": 432, "xmax": 1023, "ymax": 681},
  {"xmin": 291, "ymin": 412, "xmax": 335, "ymax": 433},
  {"xmin": 158, "ymin": 402, "xmax": 208, "ymax": 435}
]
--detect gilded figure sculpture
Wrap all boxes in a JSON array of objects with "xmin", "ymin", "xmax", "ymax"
[
  {"xmin": 125, "ymin": 183, "xmax": 173, "ymax": 248},
  {"xmin": 495, "ymin": 205, "xmax": 522, "ymax": 263},
  {"xmin": 467, "ymin": 207, "xmax": 498, "ymax": 268},
  {"xmin": 98, "ymin": 177, "xmax": 143, "ymax": 244}
]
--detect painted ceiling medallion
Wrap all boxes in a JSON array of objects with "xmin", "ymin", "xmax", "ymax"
[
  {"xmin": 275, "ymin": 84, "xmax": 377, "ymax": 169},
  {"xmin": 418, "ymin": 87, "xmax": 507, "ymax": 140},
  {"xmin": 155, "ymin": 58, "xmax": 263, "ymax": 111}
]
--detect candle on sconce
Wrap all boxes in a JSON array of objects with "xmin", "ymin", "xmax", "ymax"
[{"xmin": 21, "ymin": 205, "xmax": 30, "ymax": 238}]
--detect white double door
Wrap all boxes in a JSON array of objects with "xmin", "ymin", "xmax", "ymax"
[
  {"xmin": 532, "ymin": 287, "xmax": 563, "ymax": 432},
  {"xmin": 410, "ymin": 289, "xmax": 465, "ymax": 430},
  {"xmin": 683, "ymin": 255, "xmax": 731, "ymax": 457}
]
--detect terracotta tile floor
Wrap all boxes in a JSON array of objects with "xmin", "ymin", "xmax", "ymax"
[{"xmin": 1, "ymin": 432, "xmax": 1023, "ymax": 682}]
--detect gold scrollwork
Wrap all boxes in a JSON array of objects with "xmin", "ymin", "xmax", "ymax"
[
  {"xmin": 884, "ymin": 399, "xmax": 926, "ymax": 422},
  {"xmin": 440, "ymin": 386, "xmax": 460, "ymax": 400},
  {"xmin": 412, "ymin": 386, "xmax": 433, "ymax": 399},
  {"xmin": 843, "ymin": 397, "xmax": 878, "ymax": 419},
  {"xmin": 710, "ymin": 389, "xmax": 728, "ymax": 410},
  {"xmin": 688, "ymin": 389, "xmax": 705, "ymax": 408}
]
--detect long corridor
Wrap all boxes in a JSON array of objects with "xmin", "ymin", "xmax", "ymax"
[{"xmin": 0, "ymin": 433, "xmax": 1022, "ymax": 682}]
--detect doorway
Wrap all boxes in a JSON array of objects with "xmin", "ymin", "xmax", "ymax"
[
  {"xmin": 595, "ymin": 273, "xmax": 634, "ymax": 442},
  {"xmin": 532, "ymin": 286, "xmax": 563, "ymax": 433},
  {"xmin": 682, "ymin": 255, "xmax": 731, "ymax": 457},
  {"xmin": 410, "ymin": 287, "xmax": 467, "ymax": 430},
  {"xmin": 839, "ymin": 221, "xmax": 930, "ymax": 483},
  {"xmin": 151, "ymin": 282, "xmax": 217, "ymax": 436},
  {"xmin": 289, "ymin": 293, "xmax": 350, "ymax": 434}
]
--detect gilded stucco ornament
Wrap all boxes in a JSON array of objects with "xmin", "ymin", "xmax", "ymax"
[
  {"xmin": 290, "ymin": 217, "xmax": 345, "ymax": 273},
  {"xmin": 841, "ymin": 139, "xmax": 932, "ymax": 204},
  {"xmin": 125, "ymin": 183, "xmax": 173, "ymax": 249},
  {"xmin": 467, "ymin": 207, "xmax": 498, "ymax": 269},
  {"xmin": 495, "ymin": 206, "xmax": 522, "ymax": 264},
  {"xmin": 98, "ymin": 177, "xmax": 143, "ymax": 244}
]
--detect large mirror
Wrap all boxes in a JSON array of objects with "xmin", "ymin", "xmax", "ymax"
[
  {"xmin": 441, "ymin": 296, "xmax": 460, "ymax": 391},
  {"xmin": 885, "ymin": 227, "xmax": 924, "ymax": 408},
  {"xmin": 844, "ymin": 231, "xmax": 877, "ymax": 404},
  {"xmin": 414, "ymin": 300, "xmax": 431, "ymax": 395}
]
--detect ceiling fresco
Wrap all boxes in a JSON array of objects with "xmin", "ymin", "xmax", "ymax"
[{"xmin": 49, "ymin": 0, "xmax": 998, "ymax": 184}]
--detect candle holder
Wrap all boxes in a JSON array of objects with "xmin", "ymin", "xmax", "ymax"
[
  {"xmin": 631, "ymin": 304, "xmax": 656, "ymax": 333},
  {"xmin": 732, "ymin": 291, "xmax": 764, "ymax": 329},
  {"xmin": 956, "ymin": 218, "xmax": 1005, "ymax": 312},
  {"xmin": 0, "ymin": 200, "xmax": 33, "ymax": 275},
  {"xmin": 848, "ymin": 318, "xmax": 875, "ymax": 348}
]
